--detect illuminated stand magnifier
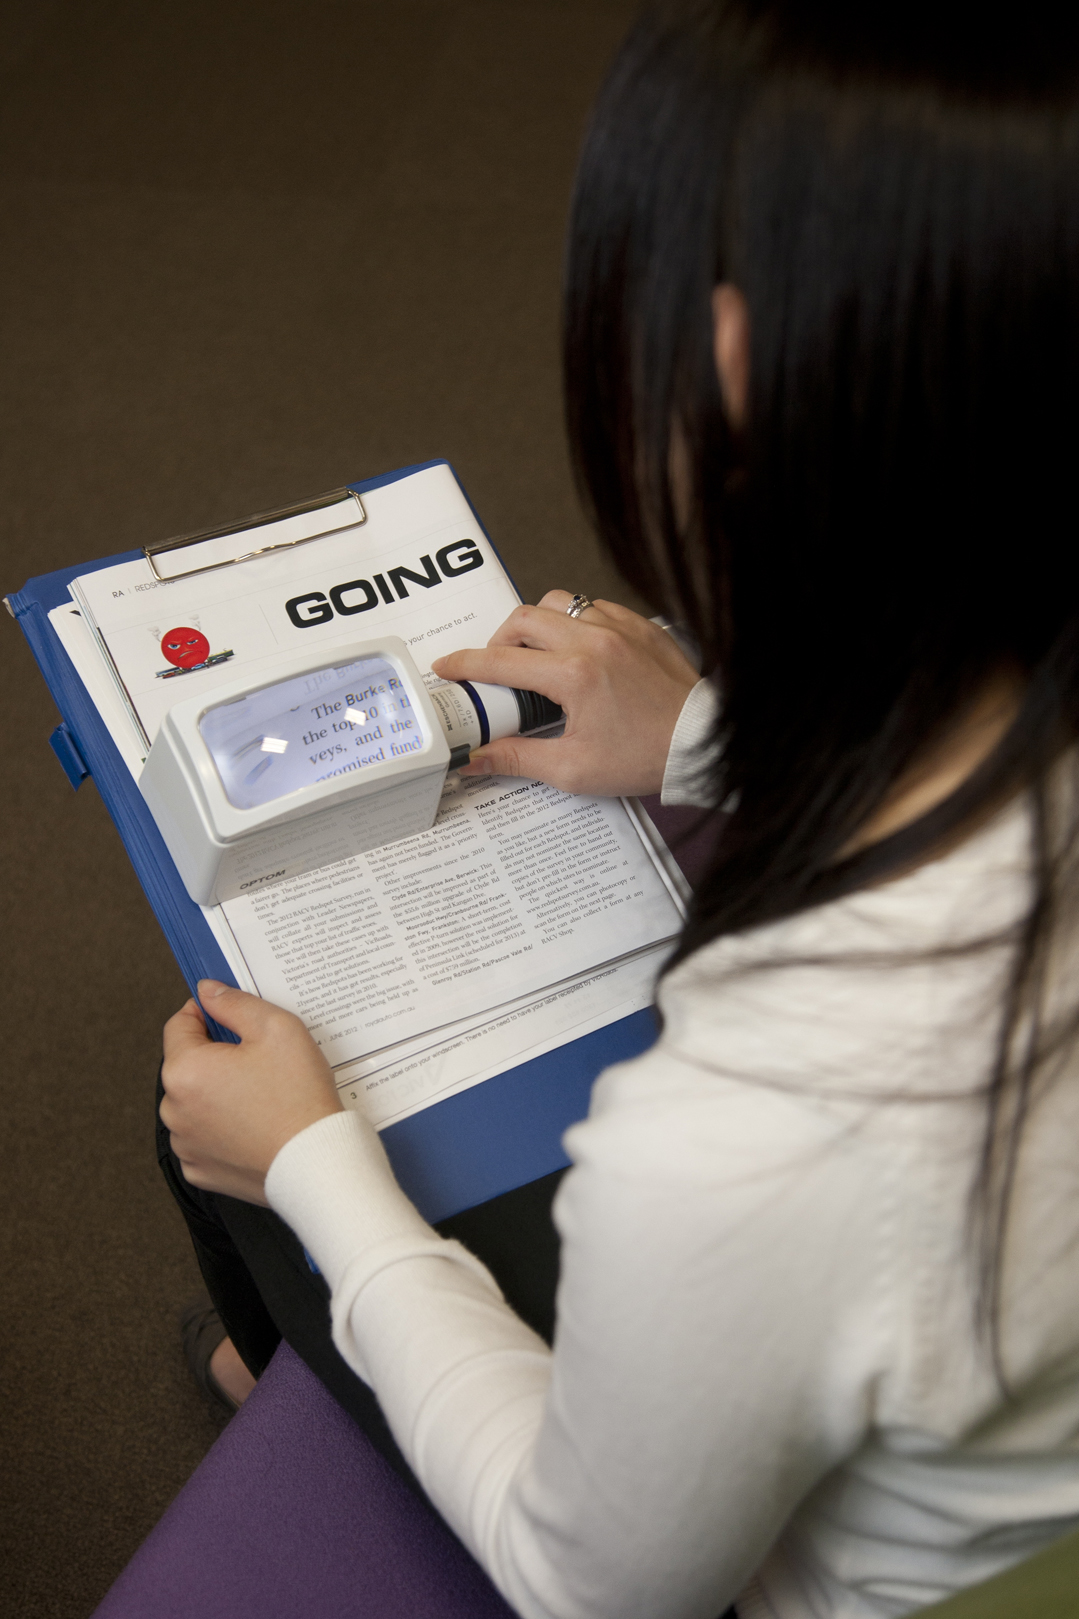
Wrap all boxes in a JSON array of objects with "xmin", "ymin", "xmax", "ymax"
[{"xmin": 139, "ymin": 635, "xmax": 561, "ymax": 906}]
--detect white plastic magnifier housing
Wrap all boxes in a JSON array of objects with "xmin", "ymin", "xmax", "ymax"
[{"xmin": 139, "ymin": 634, "xmax": 561, "ymax": 906}]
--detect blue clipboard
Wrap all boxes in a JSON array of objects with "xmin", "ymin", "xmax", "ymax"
[{"xmin": 7, "ymin": 460, "xmax": 658, "ymax": 1223}]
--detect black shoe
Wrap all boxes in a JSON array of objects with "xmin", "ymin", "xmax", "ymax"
[{"xmin": 180, "ymin": 1294, "xmax": 241, "ymax": 1415}]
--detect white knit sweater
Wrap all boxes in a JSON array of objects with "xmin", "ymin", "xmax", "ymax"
[{"xmin": 266, "ymin": 682, "xmax": 1079, "ymax": 1619}]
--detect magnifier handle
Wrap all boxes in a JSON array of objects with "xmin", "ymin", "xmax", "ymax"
[{"xmin": 428, "ymin": 680, "xmax": 562, "ymax": 752}]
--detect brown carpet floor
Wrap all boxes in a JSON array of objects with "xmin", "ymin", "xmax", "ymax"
[{"xmin": 0, "ymin": 3, "xmax": 639, "ymax": 1613}]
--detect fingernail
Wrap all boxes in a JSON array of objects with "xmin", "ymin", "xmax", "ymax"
[{"xmin": 198, "ymin": 978, "xmax": 228, "ymax": 999}]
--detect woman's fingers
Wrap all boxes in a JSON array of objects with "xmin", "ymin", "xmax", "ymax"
[
  {"xmin": 535, "ymin": 588, "xmax": 603, "ymax": 617},
  {"xmin": 536, "ymin": 588, "xmax": 575, "ymax": 610},
  {"xmin": 432, "ymin": 642, "xmax": 567, "ymax": 696},
  {"xmin": 536, "ymin": 589, "xmax": 628, "ymax": 621},
  {"xmin": 162, "ymin": 997, "xmax": 210, "ymax": 1059},
  {"xmin": 434, "ymin": 595, "xmax": 701, "ymax": 798},
  {"xmin": 469, "ymin": 601, "xmax": 615, "ymax": 653},
  {"xmin": 160, "ymin": 981, "xmax": 344, "ymax": 1204},
  {"xmin": 194, "ymin": 979, "xmax": 279, "ymax": 1041},
  {"xmin": 487, "ymin": 602, "xmax": 610, "ymax": 650},
  {"xmin": 459, "ymin": 736, "xmax": 571, "ymax": 787},
  {"xmin": 432, "ymin": 604, "xmax": 629, "ymax": 694}
]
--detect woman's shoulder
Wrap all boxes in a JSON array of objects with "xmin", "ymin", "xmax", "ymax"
[
  {"xmin": 682, "ymin": 789, "xmax": 1033, "ymax": 979},
  {"xmin": 651, "ymin": 791, "xmax": 1032, "ymax": 1093},
  {"xmin": 565, "ymin": 794, "xmax": 1034, "ymax": 1196}
]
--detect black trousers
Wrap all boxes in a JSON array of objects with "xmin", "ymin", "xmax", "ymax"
[{"xmin": 157, "ymin": 1073, "xmax": 738, "ymax": 1618}]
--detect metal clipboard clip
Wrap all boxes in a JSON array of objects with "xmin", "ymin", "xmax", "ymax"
[{"xmin": 144, "ymin": 487, "xmax": 367, "ymax": 582}]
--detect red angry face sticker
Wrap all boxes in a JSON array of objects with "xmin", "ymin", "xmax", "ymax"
[{"xmin": 161, "ymin": 627, "xmax": 210, "ymax": 669}]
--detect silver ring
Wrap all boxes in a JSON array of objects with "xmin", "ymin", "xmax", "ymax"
[{"xmin": 565, "ymin": 593, "xmax": 593, "ymax": 619}]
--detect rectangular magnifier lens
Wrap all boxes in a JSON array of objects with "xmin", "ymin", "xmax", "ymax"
[{"xmin": 198, "ymin": 654, "xmax": 424, "ymax": 811}]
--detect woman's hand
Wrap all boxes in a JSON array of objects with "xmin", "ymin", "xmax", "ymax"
[
  {"xmin": 431, "ymin": 592, "xmax": 700, "ymax": 798},
  {"xmin": 160, "ymin": 981, "xmax": 344, "ymax": 1205}
]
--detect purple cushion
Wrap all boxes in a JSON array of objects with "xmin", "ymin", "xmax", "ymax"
[{"xmin": 92, "ymin": 1341, "xmax": 516, "ymax": 1619}]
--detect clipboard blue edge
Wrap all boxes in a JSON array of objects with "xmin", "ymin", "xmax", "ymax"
[{"xmin": 7, "ymin": 460, "xmax": 658, "ymax": 1222}]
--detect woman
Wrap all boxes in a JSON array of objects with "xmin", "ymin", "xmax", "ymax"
[{"xmin": 160, "ymin": 3, "xmax": 1079, "ymax": 1614}]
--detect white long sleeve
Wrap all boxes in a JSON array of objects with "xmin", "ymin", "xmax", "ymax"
[
  {"xmin": 661, "ymin": 677, "xmax": 721, "ymax": 806},
  {"xmin": 267, "ymin": 794, "xmax": 1079, "ymax": 1619}
]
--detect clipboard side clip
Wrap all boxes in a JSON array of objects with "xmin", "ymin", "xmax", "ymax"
[{"xmin": 144, "ymin": 487, "xmax": 367, "ymax": 583}]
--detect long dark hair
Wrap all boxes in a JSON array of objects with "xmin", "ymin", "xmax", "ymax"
[{"xmin": 563, "ymin": 0, "xmax": 1079, "ymax": 1364}]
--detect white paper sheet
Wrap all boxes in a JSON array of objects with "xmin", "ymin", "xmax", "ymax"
[{"xmin": 216, "ymin": 771, "xmax": 680, "ymax": 1068}]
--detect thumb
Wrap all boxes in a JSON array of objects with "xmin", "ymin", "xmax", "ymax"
[
  {"xmin": 196, "ymin": 980, "xmax": 272, "ymax": 1041},
  {"xmin": 459, "ymin": 736, "xmax": 564, "ymax": 787},
  {"xmin": 162, "ymin": 997, "xmax": 212, "ymax": 1060}
]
